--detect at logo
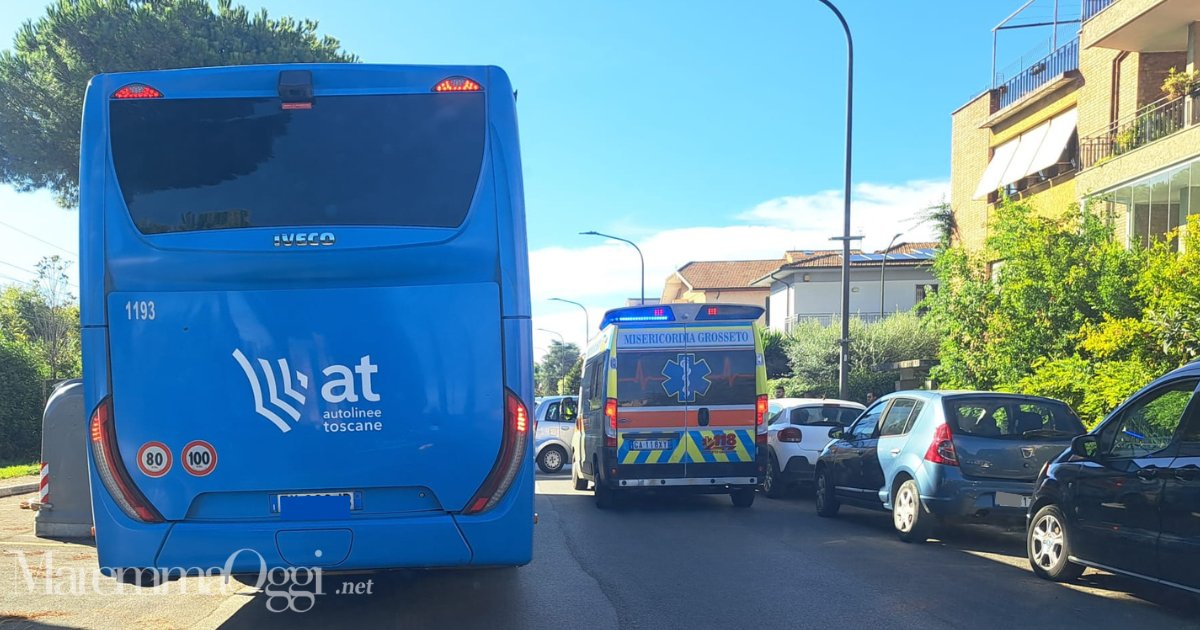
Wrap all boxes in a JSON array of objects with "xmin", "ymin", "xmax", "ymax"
[
  {"xmin": 273, "ymin": 232, "xmax": 335, "ymax": 247},
  {"xmin": 232, "ymin": 349, "xmax": 379, "ymax": 433}
]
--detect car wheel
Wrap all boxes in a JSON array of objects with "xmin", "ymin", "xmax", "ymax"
[
  {"xmin": 762, "ymin": 453, "xmax": 785, "ymax": 498},
  {"xmin": 1028, "ymin": 504, "xmax": 1085, "ymax": 581},
  {"xmin": 815, "ymin": 467, "xmax": 839, "ymax": 517},
  {"xmin": 594, "ymin": 468, "xmax": 616, "ymax": 509},
  {"xmin": 571, "ymin": 459, "xmax": 589, "ymax": 491},
  {"xmin": 730, "ymin": 488, "xmax": 756, "ymax": 508},
  {"xmin": 892, "ymin": 478, "xmax": 933, "ymax": 543},
  {"xmin": 537, "ymin": 445, "xmax": 566, "ymax": 474}
]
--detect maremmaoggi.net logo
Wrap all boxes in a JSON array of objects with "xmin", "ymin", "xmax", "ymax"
[{"xmin": 232, "ymin": 349, "xmax": 384, "ymax": 433}]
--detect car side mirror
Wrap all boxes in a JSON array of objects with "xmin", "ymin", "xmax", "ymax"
[
  {"xmin": 1071, "ymin": 434, "xmax": 1101, "ymax": 460},
  {"xmin": 828, "ymin": 427, "xmax": 845, "ymax": 440}
]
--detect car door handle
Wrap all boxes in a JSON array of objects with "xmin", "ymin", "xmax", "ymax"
[
  {"xmin": 888, "ymin": 448, "xmax": 900, "ymax": 456},
  {"xmin": 1173, "ymin": 465, "xmax": 1200, "ymax": 481},
  {"xmin": 697, "ymin": 408, "xmax": 710, "ymax": 427},
  {"xmin": 1136, "ymin": 466, "xmax": 1161, "ymax": 480}
]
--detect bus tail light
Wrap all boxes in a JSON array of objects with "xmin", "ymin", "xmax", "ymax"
[
  {"xmin": 90, "ymin": 397, "xmax": 162, "ymax": 523},
  {"xmin": 464, "ymin": 389, "xmax": 528, "ymax": 515},
  {"xmin": 433, "ymin": 77, "xmax": 482, "ymax": 92},
  {"xmin": 112, "ymin": 84, "xmax": 163, "ymax": 99},
  {"xmin": 604, "ymin": 398, "xmax": 618, "ymax": 448}
]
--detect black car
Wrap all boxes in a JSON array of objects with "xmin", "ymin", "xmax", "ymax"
[{"xmin": 1027, "ymin": 363, "xmax": 1200, "ymax": 594}]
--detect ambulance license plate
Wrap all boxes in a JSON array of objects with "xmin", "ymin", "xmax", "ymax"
[{"xmin": 630, "ymin": 439, "xmax": 674, "ymax": 451}]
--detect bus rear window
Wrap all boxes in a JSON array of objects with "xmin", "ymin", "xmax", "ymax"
[{"xmin": 109, "ymin": 93, "xmax": 485, "ymax": 234}]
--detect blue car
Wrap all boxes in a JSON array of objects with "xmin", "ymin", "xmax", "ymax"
[{"xmin": 814, "ymin": 391, "xmax": 1085, "ymax": 542}]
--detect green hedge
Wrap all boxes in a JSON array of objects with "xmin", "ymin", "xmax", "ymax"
[{"xmin": 0, "ymin": 340, "xmax": 45, "ymax": 462}]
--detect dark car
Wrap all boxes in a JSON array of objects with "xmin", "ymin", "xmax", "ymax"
[
  {"xmin": 1027, "ymin": 364, "xmax": 1200, "ymax": 594},
  {"xmin": 815, "ymin": 391, "xmax": 1086, "ymax": 542}
]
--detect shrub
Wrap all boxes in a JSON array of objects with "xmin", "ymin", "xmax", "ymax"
[{"xmin": 0, "ymin": 340, "xmax": 46, "ymax": 462}]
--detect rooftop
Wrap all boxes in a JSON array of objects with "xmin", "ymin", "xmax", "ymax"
[{"xmin": 674, "ymin": 259, "xmax": 787, "ymax": 290}]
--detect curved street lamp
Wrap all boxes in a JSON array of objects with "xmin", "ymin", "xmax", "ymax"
[
  {"xmin": 537, "ymin": 328, "xmax": 567, "ymax": 394},
  {"xmin": 815, "ymin": 0, "xmax": 855, "ymax": 400},
  {"xmin": 580, "ymin": 230, "xmax": 645, "ymax": 305},
  {"xmin": 549, "ymin": 297, "xmax": 590, "ymax": 342}
]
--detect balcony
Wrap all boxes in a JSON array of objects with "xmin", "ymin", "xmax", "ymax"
[
  {"xmin": 1079, "ymin": 93, "xmax": 1199, "ymax": 168},
  {"xmin": 1083, "ymin": 0, "xmax": 1115, "ymax": 21},
  {"xmin": 995, "ymin": 38, "xmax": 1079, "ymax": 111},
  {"xmin": 1084, "ymin": 0, "xmax": 1200, "ymax": 52}
]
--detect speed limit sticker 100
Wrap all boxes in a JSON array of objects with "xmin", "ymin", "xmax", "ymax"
[
  {"xmin": 182, "ymin": 440, "xmax": 218, "ymax": 477},
  {"xmin": 136, "ymin": 442, "xmax": 172, "ymax": 478}
]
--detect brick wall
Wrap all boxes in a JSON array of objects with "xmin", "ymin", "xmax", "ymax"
[
  {"xmin": 949, "ymin": 93, "xmax": 994, "ymax": 250},
  {"xmin": 1137, "ymin": 52, "xmax": 1188, "ymax": 107}
]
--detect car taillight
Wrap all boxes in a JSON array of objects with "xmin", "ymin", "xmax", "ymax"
[
  {"xmin": 924, "ymin": 422, "xmax": 959, "ymax": 466},
  {"xmin": 89, "ymin": 397, "xmax": 162, "ymax": 522},
  {"xmin": 464, "ymin": 389, "xmax": 529, "ymax": 514},
  {"xmin": 604, "ymin": 398, "xmax": 618, "ymax": 448},
  {"xmin": 778, "ymin": 427, "xmax": 803, "ymax": 443}
]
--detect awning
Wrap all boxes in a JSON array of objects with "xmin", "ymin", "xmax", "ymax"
[
  {"xmin": 1001, "ymin": 123, "xmax": 1049, "ymax": 186},
  {"xmin": 973, "ymin": 107, "xmax": 1078, "ymax": 200},
  {"xmin": 972, "ymin": 140, "xmax": 1018, "ymax": 200},
  {"xmin": 1027, "ymin": 108, "xmax": 1078, "ymax": 175}
]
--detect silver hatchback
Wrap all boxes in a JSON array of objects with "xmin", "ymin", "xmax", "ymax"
[{"xmin": 534, "ymin": 396, "xmax": 578, "ymax": 473}]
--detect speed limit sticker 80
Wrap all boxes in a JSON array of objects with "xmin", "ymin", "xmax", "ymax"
[
  {"xmin": 182, "ymin": 440, "xmax": 218, "ymax": 477},
  {"xmin": 136, "ymin": 442, "xmax": 172, "ymax": 478}
]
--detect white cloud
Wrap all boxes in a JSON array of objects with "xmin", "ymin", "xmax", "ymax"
[{"xmin": 530, "ymin": 179, "xmax": 948, "ymax": 358}]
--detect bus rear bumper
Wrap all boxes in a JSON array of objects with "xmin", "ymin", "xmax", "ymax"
[
  {"xmin": 154, "ymin": 514, "xmax": 476, "ymax": 573},
  {"xmin": 92, "ymin": 490, "xmax": 533, "ymax": 574}
]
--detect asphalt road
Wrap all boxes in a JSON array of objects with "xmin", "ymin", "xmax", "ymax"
[
  {"xmin": 226, "ymin": 472, "xmax": 1200, "ymax": 629},
  {"xmin": 3, "ymin": 473, "xmax": 1198, "ymax": 629}
]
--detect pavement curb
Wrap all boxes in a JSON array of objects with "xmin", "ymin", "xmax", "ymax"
[{"xmin": 0, "ymin": 483, "xmax": 38, "ymax": 498}]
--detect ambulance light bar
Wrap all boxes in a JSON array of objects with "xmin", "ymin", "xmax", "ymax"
[
  {"xmin": 695, "ymin": 305, "xmax": 764, "ymax": 321},
  {"xmin": 600, "ymin": 306, "xmax": 675, "ymax": 328}
]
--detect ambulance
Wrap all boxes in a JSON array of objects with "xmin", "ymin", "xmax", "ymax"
[{"xmin": 571, "ymin": 303, "xmax": 768, "ymax": 508}]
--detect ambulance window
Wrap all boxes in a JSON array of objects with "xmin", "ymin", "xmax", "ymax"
[
  {"xmin": 685, "ymin": 349, "xmax": 757, "ymax": 406},
  {"xmin": 617, "ymin": 351, "xmax": 676, "ymax": 407}
]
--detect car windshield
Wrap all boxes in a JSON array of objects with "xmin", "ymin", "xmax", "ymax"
[{"xmin": 945, "ymin": 397, "xmax": 1085, "ymax": 439}]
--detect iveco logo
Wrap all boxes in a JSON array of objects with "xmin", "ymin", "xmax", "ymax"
[{"xmin": 274, "ymin": 232, "xmax": 335, "ymax": 247}]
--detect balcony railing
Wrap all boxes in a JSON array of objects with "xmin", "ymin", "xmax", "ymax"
[
  {"xmin": 1082, "ymin": 0, "xmax": 1115, "ymax": 21},
  {"xmin": 1079, "ymin": 94, "xmax": 1197, "ymax": 169},
  {"xmin": 996, "ymin": 38, "xmax": 1079, "ymax": 110},
  {"xmin": 783, "ymin": 312, "xmax": 886, "ymax": 330}
]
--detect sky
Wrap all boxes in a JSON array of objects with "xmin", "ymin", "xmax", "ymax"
[{"xmin": 0, "ymin": 0, "xmax": 1078, "ymax": 357}]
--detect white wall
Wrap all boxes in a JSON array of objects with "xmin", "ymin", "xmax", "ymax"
[{"xmin": 766, "ymin": 266, "xmax": 937, "ymax": 331}]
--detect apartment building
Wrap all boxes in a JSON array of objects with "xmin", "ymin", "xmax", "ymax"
[{"xmin": 951, "ymin": 0, "xmax": 1200, "ymax": 250}]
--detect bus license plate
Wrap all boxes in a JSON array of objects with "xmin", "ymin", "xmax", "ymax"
[
  {"xmin": 630, "ymin": 440, "xmax": 673, "ymax": 451},
  {"xmin": 271, "ymin": 491, "xmax": 362, "ymax": 514}
]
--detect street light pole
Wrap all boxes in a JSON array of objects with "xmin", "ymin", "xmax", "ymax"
[
  {"xmin": 879, "ymin": 232, "xmax": 902, "ymax": 319},
  {"xmin": 580, "ymin": 231, "xmax": 645, "ymax": 305},
  {"xmin": 537, "ymin": 328, "xmax": 567, "ymax": 394},
  {"xmin": 815, "ymin": 0, "xmax": 855, "ymax": 400},
  {"xmin": 549, "ymin": 297, "xmax": 590, "ymax": 343}
]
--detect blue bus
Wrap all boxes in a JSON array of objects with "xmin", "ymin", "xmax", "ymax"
[{"xmin": 79, "ymin": 64, "xmax": 534, "ymax": 578}]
